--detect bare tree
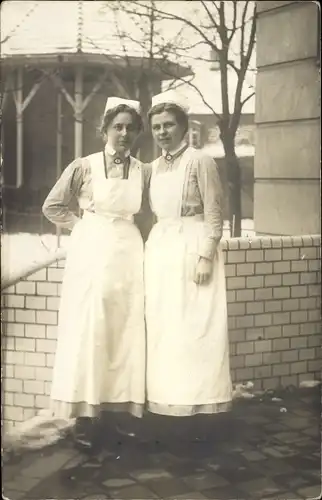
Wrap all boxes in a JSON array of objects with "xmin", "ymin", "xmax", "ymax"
[
  {"xmin": 106, "ymin": 0, "xmax": 256, "ymax": 237},
  {"xmin": 97, "ymin": 0, "xmax": 192, "ymax": 161}
]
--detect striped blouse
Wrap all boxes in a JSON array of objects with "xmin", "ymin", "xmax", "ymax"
[{"xmin": 42, "ymin": 147, "xmax": 223, "ymax": 259}]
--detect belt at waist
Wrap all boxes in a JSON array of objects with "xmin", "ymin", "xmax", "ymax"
[
  {"xmin": 82, "ymin": 210, "xmax": 134, "ymax": 223},
  {"xmin": 156, "ymin": 214, "xmax": 204, "ymax": 223}
]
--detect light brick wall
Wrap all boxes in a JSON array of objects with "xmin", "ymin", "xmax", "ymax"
[{"xmin": 2, "ymin": 235, "xmax": 321, "ymax": 430}]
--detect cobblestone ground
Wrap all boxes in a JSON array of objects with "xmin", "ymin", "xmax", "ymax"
[{"xmin": 3, "ymin": 388, "xmax": 321, "ymax": 500}]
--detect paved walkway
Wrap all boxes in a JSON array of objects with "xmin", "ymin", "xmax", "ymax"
[{"xmin": 3, "ymin": 387, "xmax": 321, "ymax": 500}]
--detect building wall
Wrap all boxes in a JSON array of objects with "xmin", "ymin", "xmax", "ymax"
[
  {"xmin": 2, "ymin": 234, "xmax": 321, "ymax": 431},
  {"xmin": 254, "ymin": 1, "xmax": 320, "ymax": 235}
]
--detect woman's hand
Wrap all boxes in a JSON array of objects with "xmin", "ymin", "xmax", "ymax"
[{"xmin": 193, "ymin": 257, "xmax": 213, "ymax": 285}]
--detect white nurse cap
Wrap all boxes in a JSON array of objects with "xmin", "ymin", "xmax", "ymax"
[
  {"xmin": 104, "ymin": 97, "xmax": 141, "ymax": 115},
  {"xmin": 151, "ymin": 90, "xmax": 190, "ymax": 113}
]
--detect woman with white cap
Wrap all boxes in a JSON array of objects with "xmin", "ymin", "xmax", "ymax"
[
  {"xmin": 42, "ymin": 97, "xmax": 147, "ymax": 450},
  {"xmin": 145, "ymin": 90, "xmax": 232, "ymax": 437}
]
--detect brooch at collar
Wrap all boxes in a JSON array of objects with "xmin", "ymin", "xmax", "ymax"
[{"xmin": 114, "ymin": 157, "xmax": 123, "ymax": 165}]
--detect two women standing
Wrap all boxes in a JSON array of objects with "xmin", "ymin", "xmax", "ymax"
[{"xmin": 43, "ymin": 91, "xmax": 232, "ymax": 450}]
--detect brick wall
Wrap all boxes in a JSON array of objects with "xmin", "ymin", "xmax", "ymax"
[{"xmin": 2, "ymin": 235, "xmax": 321, "ymax": 431}]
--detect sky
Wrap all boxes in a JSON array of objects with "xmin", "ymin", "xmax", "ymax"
[
  {"xmin": 1, "ymin": 0, "xmax": 256, "ymax": 114},
  {"xmin": 155, "ymin": 1, "xmax": 256, "ymax": 114}
]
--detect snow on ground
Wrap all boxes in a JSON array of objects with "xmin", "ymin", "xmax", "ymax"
[{"xmin": 1, "ymin": 220, "xmax": 255, "ymax": 281}]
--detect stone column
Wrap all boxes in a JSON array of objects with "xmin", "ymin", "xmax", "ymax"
[{"xmin": 254, "ymin": 1, "xmax": 320, "ymax": 235}]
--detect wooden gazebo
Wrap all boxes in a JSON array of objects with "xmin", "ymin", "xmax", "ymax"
[{"xmin": 0, "ymin": 0, "xmax": 191, "ymax": 233}]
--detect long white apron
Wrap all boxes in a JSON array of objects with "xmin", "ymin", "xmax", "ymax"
[
  {"xmin": 50, "ymin": 153, "xmax": 145, "ymax": 419},
  {"xmin": 145, "ymin": 148, "xmax": 232, "ymax": 416}
]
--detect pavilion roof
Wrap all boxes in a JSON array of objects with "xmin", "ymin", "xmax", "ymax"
[{"xmin": 0, "ymin": 0, "xmax": 192, "ymax": 79}]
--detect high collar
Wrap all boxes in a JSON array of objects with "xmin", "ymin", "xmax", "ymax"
[
  {"xmin": 162, "ymin": 140, "xmax": 188, "ymax": 158},
  {"xmin": 105, "ymin": 142, "xmax": 130, "ymax": 158}
]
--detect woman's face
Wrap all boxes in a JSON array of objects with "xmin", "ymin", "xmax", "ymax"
[
  {"xmin": 104, "ymin": 112, "xmax": 139, "ymax": 153},
  {"xmin": 150, "ymin": 111, "xmax": 186, "ymax": 151}
]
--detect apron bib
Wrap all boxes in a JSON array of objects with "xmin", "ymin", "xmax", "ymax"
[
  {"xmin": 50, "ymin": 153, "xmax": 146, "ymax": 419},
  {"xmin": 145, "ymin": 148, "xmax": 232, "ymax": 416}
]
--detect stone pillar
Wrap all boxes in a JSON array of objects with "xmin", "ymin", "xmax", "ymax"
[{"xmin": 254, "ymin": 1, "xmax": 320, "ymax": 235}]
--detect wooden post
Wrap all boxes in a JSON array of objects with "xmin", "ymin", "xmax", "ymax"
[
  {"xmin": 16, "ymin": 68, "xmax": 23, "ymax": 188},
  {"xmin": 7, "ymin": 70, "xmax": 44, "ymax": 189},
  {"xmin": 1, "ymin": 72, "xmax": 12, "ymax": 113},
  {"xmin": 56, "ymin": 90, "xmax": 63, "ymax": 247},
  {"xmin": 49, "ymin": 67, "xmax": 108, "ymax": 158},
  {"xmin": 232, "ymin": 214, "xmax": 236, "ymax": 238},
  {"xmin": 74, "ymin": 66, "xmax": 83, "ymax": 158}
]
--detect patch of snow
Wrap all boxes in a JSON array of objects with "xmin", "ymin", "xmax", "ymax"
[
  {"xmin": 299, "ymin": 380, "xmax": 321, "ymax": 388},
  {"xmin": 3, "ymin": 411, "xmax": 75, "ymax": 451},
  {"xmin": 1, "ymin": 219, "xmax": 255, "ymax": 279}
]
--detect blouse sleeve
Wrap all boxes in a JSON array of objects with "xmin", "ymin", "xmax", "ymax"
[
  {"xmin": 42, "ymin": 158, "xmax": 84, "ymax": 231},
  {"xmin": 196, "ymin": 153, "xmax": 223, "ymax": 260}
]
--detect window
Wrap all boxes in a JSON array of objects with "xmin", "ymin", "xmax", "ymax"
[
  {"xmin": 188, "ymin": 120, "xmax": 202, "ymax": 148},
  {"xmin": 210, "ymin": 49, "xmax": 220, "ymax": 71}
]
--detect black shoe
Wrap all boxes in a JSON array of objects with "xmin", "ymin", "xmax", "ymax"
[{"xmin": 73, "ymin": 417, "xmax": 102, "ymax": 453}]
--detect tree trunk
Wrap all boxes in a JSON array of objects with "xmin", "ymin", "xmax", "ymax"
[
  {"xmin": 225, "ymin": 148, "xmax": 242, "ymax": 238},
  {"xmin": 136, "ymin": 74, "xmax": 154, "ymax": 163}
]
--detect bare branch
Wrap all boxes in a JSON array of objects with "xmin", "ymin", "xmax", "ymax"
[
  {"xmin": 84, "ymin": 35, "xmax": 129, "ymax": 65},
  {"xmin": 244, "ymin": 3, "xmax": 257, "ymax": 69},
  {"xmin": 240, "ymin": 0, "xmax": 250, "ymax": 59},
  {"xmin": 230, "ymin": 4, "xmax": 256, "ymax": 135},
  {"xmin": 148, "ymin": 1, "xmax": 155, "ymax": 67},
  {"xmin": 218, "ymin": 1, "xmax": 227, "ymax": 41},
  {"xmin": 112, "ymin": 8, "xmax": 134, "ymax": 71},
  {"xmin": 128, "ymin": 0, "xmax": 219, "ymax": 52},
  {"xmin": 174, "ymin": 39, "xmax": 206, "ymax": 52},
  {"xmin": 211, "ymin": 0, "xmax": 221, "ymax": 16},
  {"xmin": 228, "ymin": 1, "xmax": 238, "ymax": 42},
  {"xmin": 157, "ymin": 65, "xmax": 221, "ymax": 119},
  {"xmin": 240, "ymin": 91, "xmax": 255, "ymax": 108},
  {"xmin": 200, "ymin": 0, "xmax": 219, "ymax": 29},
  {"xmin": 227, "ymin": 60, "xmax": 240, "ymax": 76},
  {"xmin": 218, "ymin": 2, "xmax": 230, "ymax": 121}
]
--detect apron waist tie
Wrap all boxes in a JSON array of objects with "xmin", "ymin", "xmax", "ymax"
[
  {"xmin": 83, "ymin": 210, "xmax": 134, "ymax": 223},
  {"xmin": 156, "ymin": 214, "xmax": 204, "ymax": 224},
  {"xmin": 154, "ymin": 214, "xmax": 204, "ymax": 233}
]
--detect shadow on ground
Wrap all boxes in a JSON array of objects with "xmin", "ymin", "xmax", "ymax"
[{"xmin": 3, "ymin": 387, "xmax": 321, "ymax": 500}]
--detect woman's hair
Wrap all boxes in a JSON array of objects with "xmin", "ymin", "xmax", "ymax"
[
  {"xmin": 100, "ymin": 104, "xmax": 144, "ymax": 136},
  {"xmin": 148, "ymin": 103, "xmax": 189, "ymax": 135}
]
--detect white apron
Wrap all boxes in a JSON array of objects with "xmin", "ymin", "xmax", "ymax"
[
  {"xmin": 50, "ymin": 153, "xmax": 145, "ymax": 419},
  {"xmin": 145, "ymin": 148, "xmax": 232, "ymax": 416}
]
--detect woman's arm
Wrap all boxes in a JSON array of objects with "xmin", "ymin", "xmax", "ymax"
[
  {"xmin": 196, "ymin": 154, "xmax": 224, "ymax": 261},
  {"xmin": 42, "ymin": 158, "xmax": 84, "ymax": 231}
]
